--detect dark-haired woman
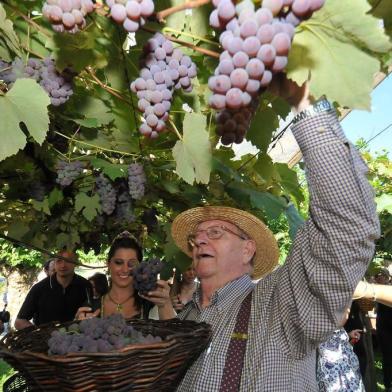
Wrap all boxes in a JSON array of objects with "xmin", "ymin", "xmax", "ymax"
[{"xmin": 76, "ymin": 232, "xmax": 167, "ymax": 320}]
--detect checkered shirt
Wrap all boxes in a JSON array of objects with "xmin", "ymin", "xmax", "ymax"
[{"xmin": 176, "ymin": 109, "xmax": 380, "ymax": 392}]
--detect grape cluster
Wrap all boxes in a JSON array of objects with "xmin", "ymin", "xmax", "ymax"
[
  {"xmin": 0, "ymin": 58, "xmax": 41, "ymax": 85},
  {"xmin": 42, "ymin": 0, "xmax": 94, "ymax": 34},
  {"xmin": 96, "ymin": 173, "xmax": 117, "ymax": 215},
  {"xmin": 106, "ymin": 0, "xmax": 154, "ymax": 33},
  {"xmin": 127, "ymin": 163, "xmax": 146, "ymax": 200},
  {"xmin": 115, "ymin": 189, "xmax": 136, "ymax": 224},
  {"xmin": 216, "ymin": 98, "xmax": 259, "ymax": 145},
  {"xmin": 131, "ymin": 33, "xmax": 197, "ymax": 138},
  {"xmin": 209, "ymin": 0, "xmax": 325, "ymax": 144},
  {"xmin": 48, "ymin": 313, "xmax": 162, "ymax": 355},
  {"xmin": 209, "ymin": 0, "xmax": 237, "ymax": 29},
  {"xmin": 40, "ymin": 58, "xmax": 74, "ymax": 106},
  {"xmin": 56, "ymin": 160, "xmax": 85, "ymax": 187},
  {"xmin": 132, "ymin": 258, "xmax": 163, "ymax": 294},
  {"xmin": 0, "ymin": 57, "xmax": 74, "ymax": 106}
]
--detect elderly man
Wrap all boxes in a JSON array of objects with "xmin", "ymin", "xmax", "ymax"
[
  {"xmin": 151, "ymin": 81, "xmax": 380, "ymax": 391},
  {"xmin": 15, "ymin": 249, "xmax": 91, "ymax": 330}
]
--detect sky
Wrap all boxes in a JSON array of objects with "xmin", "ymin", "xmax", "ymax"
[
  {"xmin": 341, "ymin": 74, "xmax": 392, "ymax": 157},
  {"xmin": 232, "ymin": 73, "xmax": 392, "ymax": 160}
]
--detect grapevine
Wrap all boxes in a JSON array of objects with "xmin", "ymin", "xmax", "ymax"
[
  {"xmin": 128, "ymin": 163, "xmax": 146, "ymax": 200},
  {"xmin": 55, "ymin": 160, "xmax": 85, "ymax": 187},
  {"xmin": 95, "ymin": 173, "xmax": 117, "ymax": 215},
  {"xmin": 130, "ymin": 33, "xmax": 197, "ymax": 138},
  {"xmin": 209, "ymin": 0, "xmax": 325, "ymax": 145},
  {"xmin": 106, "ymin": 0, "xmax": 154, "ymax": 33},
  {"xmin": 42, "ymin": 0, "xmax": 95, "ymax": 34}
]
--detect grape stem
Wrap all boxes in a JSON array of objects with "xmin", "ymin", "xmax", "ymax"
[
  {"xmin": 54, "ymin": 131, "xmax": 138, "ymax": 157},
  {"xmin": 169, "ymin": 120, "xmax": 183, "ymax": 141},
  {"xmin": 142, "ymin": 27, "xmax": 220, "ymax": 58},
  {"xmin": 4, "ymin": 2, "xmax": 51, "ymax": 38},
  {"xmin": 85, "ymin": 68, "xmax": 132, "ymax": 104},
  {"xmin": 155, "ymin": 0, "xmax": 211, "ymax": 23}
]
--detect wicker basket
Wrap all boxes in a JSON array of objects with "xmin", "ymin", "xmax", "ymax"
[{"xmin": 0, "ymin": 319, "xmax": 211, "ymax": 392}]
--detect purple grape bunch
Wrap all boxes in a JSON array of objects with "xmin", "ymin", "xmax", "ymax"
[
  {"xmin": 42, "ymin": 0, "xmax": 95, "ymax": 34},
  {"xmin": 0, "ymin": 58, "xmax": 41, "ymax": 85},
  {"xmin": 55, "ymin": 160, "xmax": 85, "ymax": 187},
  {"xmin": 130, "ymin": 33, "xmax": 197, "ymax": 138},
  {"xmin": 96, "ymin": 173, "xmax": 117, "ymax": 215},
  {"xmin": 0, "ymin": 57, "xmax": 74, "ymax": 106},
  {"xmin": 127, "ymin": 163, "xmax": 146, "ymax": 200},
  {"xmin": 48, "ymin": 313, "xmax": 162, "ymax": 355},
  {"xmin": 106, "ymin": 0, "xmax": 154, "ymax": 32},
  {"xmin": 132, "ymin": 258, "xmax": 164, "ymax": 294},
  {"xmin": 115, "ymin": 189, "xmax": 136, "ymax": 224},
  {"xmin": 209, "ymin": 0, "xmax": 325, "ymax": 145},
  {"xmin": 39, "ymin": 58, "xmax": 74, "ymax": 106}
]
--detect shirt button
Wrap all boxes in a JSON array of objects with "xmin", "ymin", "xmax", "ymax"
[{"xmin": 317, "ymin": 126, "xmax": 326, "ymax": 133}]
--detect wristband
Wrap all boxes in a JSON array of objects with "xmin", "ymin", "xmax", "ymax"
[{"xmin": 292, "ymin": 99, "xmax": 334, "ymax": 125}]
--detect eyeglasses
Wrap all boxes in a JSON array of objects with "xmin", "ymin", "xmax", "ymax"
[{"xmin": 187, "ymin": 225, "xmax": 248, "ymax": 249}]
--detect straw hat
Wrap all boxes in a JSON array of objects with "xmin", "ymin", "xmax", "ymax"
[{"xmin": 171, "ymin": 206, "xmax": 279, "ymax": 279}]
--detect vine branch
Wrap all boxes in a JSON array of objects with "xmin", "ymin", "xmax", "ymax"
[
  {"xmin": 142, "ymin": 26, "xmax": 220, "ymax": 58},
  {"xmin": 155, "ymin": 0, "xmax": 211, "ymax": 22}
]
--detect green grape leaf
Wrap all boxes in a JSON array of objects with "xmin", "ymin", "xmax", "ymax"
[
  {"xmin": 90, "ymin": 158, "xmax": 128, "ymax": 180},
  {"xmin": 74, "ymin": 192, "xmax": 101, "ymax": 222},
  {"xmin": 0, "ymin": 79, "xmax": 50, "ymax": 161},
  {"xmin": 247, "ymin": 107, "xmax": 279, "ymax": 152},
  {"xmin": 6, "ymin": 221, "xmax": 31, "ymax": 241},
  {"xmin": 287, "ymin": 0, "xmax": 392, "ymax": 109},
  {"xmin": 32, "ymin": 199, "xmax": 51, "ymax": 215},
  {"xmin": 172, "ymin": 113, "xmax": 212, "ymax": 184},
  {"xmin": 0, "ymin": 4, "xmax": 21, "ymax": 60},
  {"xmin": 48, "ymin": 188, "xmax": 63, "ymax": 208},
  {"xmin": 274, "ymin": 163, "xmax": 304, "ymax": 203}
]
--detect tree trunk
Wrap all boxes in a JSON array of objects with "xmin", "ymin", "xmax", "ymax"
[{"xmin": 0, "ymin": 265, "xmax": 40, "ymax": 328}]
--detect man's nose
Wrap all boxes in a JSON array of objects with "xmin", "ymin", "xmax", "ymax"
[{"xmin": 194, "ymin": 231, "xmax": 209, "ymax": 246}]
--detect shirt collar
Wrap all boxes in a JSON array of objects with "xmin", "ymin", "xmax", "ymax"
[{"xmin": 192, "ymin": 274, "xmax": 254, "ymax": 310}]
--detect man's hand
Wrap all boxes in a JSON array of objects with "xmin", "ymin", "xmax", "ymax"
[
  {"xmin": 140, "ymin": 280, "xmax": 176, "ymax": 320},
  {"xmin": 269, "ymin": 74, "xmax": 312, "ymax": 113}
]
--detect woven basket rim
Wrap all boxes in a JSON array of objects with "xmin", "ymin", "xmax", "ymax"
[{"xmin": 0, "ymin": 319, "xmax": 211, "ymax": 361}]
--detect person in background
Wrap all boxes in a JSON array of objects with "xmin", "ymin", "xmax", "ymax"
[
  {"xmin": 375, "ymin": 268, "xmax": 392, "ymax": 392},
  {"xmin": 87, "ymin": 272, "xmax": 109, "ymax": 310},
  {"xmin": 14, "ymin": 249, "xmax": 91, "ymax": 329},
  {"xmin": 170, "ymin": 267, "xmax": 198, "ymax": 313},
  {"xmin": 43, "ymin": 258, "xmax": 56, "ymax": 277},
  {"xmin": 317, "ymin": 279, "xmax": 392, "ymax": 391}
]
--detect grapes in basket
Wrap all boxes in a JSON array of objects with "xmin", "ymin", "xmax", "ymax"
[{"xmin": 48, "ymin": 313, "xmax": 161, "ymax": 355}]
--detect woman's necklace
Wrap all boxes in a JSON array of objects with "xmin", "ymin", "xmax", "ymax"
[{"xmin": 107, "ymin": 292, "xmax": 133, "ymax": 312}]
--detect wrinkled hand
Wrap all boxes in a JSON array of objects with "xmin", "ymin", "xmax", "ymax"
[
  {"xmin": 269, "ymin": 74, "xmax": 312, "ymax": 112},
  {"xmin": 75, "ymin": 306, "xmax": 100, "ymax": 320},
  {"xmin": 140, "ymin": 280, "xmax": 171, "ymax": 308}
]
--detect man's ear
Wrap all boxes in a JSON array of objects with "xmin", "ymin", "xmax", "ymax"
[{"xmin": 243, "ymin": 239, "xmax": 256, "ymax": 264}]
